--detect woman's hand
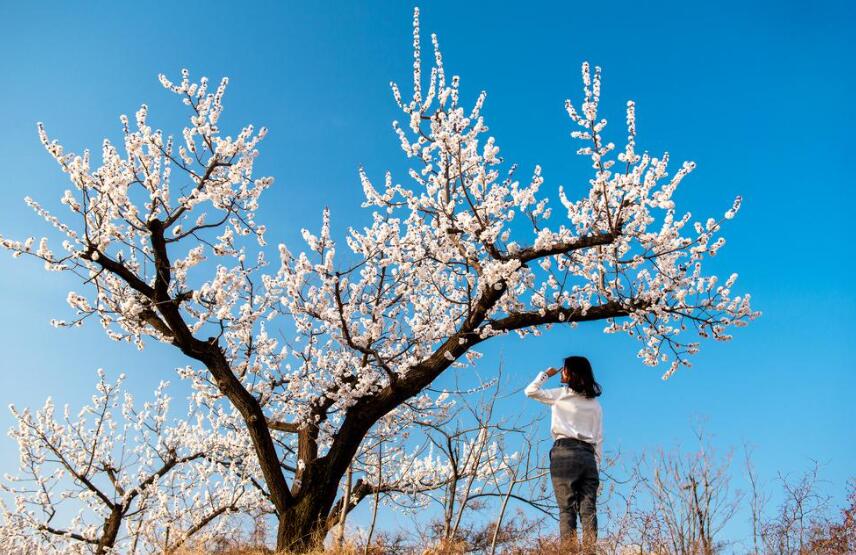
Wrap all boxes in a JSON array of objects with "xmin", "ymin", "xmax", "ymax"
[{"xmin": 546, "ymin": 367, "xmax": 559, "ymax": 377}]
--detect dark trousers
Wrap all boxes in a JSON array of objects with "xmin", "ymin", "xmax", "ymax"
[{"xmin": 550, "ymin": 438, "xmax": 599, "ymax": 552}]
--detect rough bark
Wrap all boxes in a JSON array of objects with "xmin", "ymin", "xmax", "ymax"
[{"xmin": 276, "ymin": 489, "xmax": 334, "ymax": 553}]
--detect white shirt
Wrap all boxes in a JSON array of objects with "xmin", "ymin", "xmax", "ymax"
[{"xmin": 524, "ymin": 371, "xmax": 603, "ymax": 464}]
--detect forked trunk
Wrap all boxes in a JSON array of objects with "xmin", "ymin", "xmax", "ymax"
[{"xmin": 275, "ymin": 484, "xmax": 337, "ymax": 553}]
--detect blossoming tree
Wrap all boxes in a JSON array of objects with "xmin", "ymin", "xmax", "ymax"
[
  {"xmin": 0, "ymin": 8, "xmax": 758, "ymax": 551},
  {"xmin": 0, "ymin": 372, "xmax": 263, "ymax": 554}
]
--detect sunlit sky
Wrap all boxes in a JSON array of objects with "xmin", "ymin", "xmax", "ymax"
[{"xmin": 0, "ymin": 1, "xmax": 853, "ymax": 549}]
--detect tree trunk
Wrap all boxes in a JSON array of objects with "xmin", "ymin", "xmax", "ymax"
[
  {"xmin": 276, "ymin": 503, "xmax": 328, "ymax": 552},
  {"xmin": 275, "ymin": 472, "xmax": 341, "ymax": 553},
  {"xmin": 95, "ymin": 507, "xmax": 123, "ymax": 555}
]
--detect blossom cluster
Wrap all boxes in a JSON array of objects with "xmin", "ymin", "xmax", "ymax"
[{"xmin": 0, "ymin": 371, "xmax": 265, "ymax": 552}]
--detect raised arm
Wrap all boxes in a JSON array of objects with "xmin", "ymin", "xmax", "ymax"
[{"xmin": 524, "ymin": 368, "xmax": 562, "ymax": 405}]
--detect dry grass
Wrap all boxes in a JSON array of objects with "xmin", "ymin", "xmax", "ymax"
[
  {"xmin": 172, "ymin": 545, "xmax": 367, "ymax": 555},
  {"xmin": 171, "ymin": 546, "xmax": 273, "ymax": 555},
  {"xmin": 170, "ymin": 540, "xmax": 471, "ymax": 555},
  {"xmin": 170, "ymin": 536, "xmax": 575, "ymax": 555}
]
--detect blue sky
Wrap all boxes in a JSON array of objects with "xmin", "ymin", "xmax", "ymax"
[{"xmin": 0, "ymin": 0, "xmax": 853, "ymax": 548}]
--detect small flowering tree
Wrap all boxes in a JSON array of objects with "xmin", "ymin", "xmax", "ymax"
[
  {"xmin": 0, "ymin": 8, "xmax": 758, "ymax": 551},
  {"xmin": 0, "ymin": 372, "xmax": 262, "ymax": 554}
]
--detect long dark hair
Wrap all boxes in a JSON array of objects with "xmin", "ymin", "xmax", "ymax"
[{"xmin": 562, "ymin": 356, "xmax": 602, "ymax": 399}]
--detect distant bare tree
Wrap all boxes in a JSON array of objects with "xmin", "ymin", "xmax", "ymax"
[
  {"xmin": 743, "ymin": 443, "xmax": 770, "ymax": 555},
  {"xmin": 596, "ymin": 450, "xmax": 653, "ymax": 555},
  {"xmin": 636, "ymin": 427, "xmax": 741, "ymax": 555},
  {"xmin": 485, "ymin": 430, "xmax": 551, "ymax": 555},
  {"xmin": 760, "ymin": 461, "xmax": 831, "ymax": 554},
  {"xmin": 806, "ymin": 479, "xmax": 855, "ymax": 554}
]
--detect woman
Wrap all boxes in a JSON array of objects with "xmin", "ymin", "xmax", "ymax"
[{"xmin": 524, "ymin": 355, "xmax": 603, "ymax": 552}]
